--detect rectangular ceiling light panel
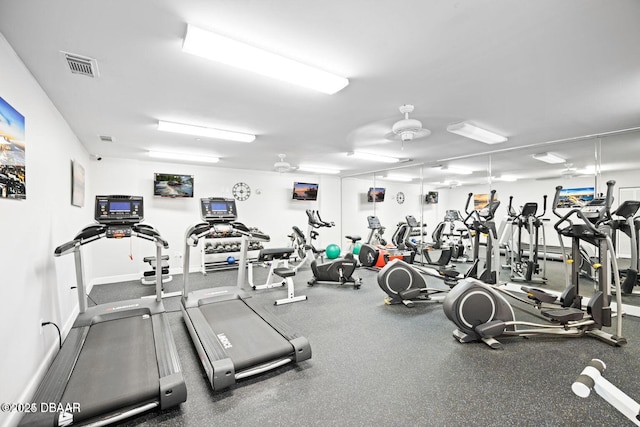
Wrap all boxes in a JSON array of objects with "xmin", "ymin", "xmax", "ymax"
[
  {"xmin": 298, "ymin": 165, "xmax": 341, "ymax": 175},
  {"xmin": 157, "ymin": 120, "xmax": 255, "ymax": 143},
  {"xmin": 447, "ymin": 122, "xmax": 507, "ymax": 144},
  {"xmin": 532, "ymin": 152, "xmax": 565, "ymax": 164},
  {"xmin": 348, "ymin": 151, "xmax": 401, "ymax": 163},
  {"xmin": 149, "ymin": 151, "xmax": 219, "ymax": 163},
  {"xmin": 183, "ymin": 24, "xmax": 349, "ymax": 94}
]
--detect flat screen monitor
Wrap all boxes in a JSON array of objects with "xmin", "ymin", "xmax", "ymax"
[
  {"xmin": 368, "ymin": 187, "xmax": 385, "ymax": 202},
  {"xmin": 154, "ymin": 173, "xmax": 194, "ymax": 198},
  {"xmin": 556, "ymin": 187, "xmax": 595, "ymax": 208},
  {"xmin": 425, "ymin": 191, "xmax": 439, "ymax": 204},
  {"xmin": 292, "ymin": 182, "xmax": 318, "ymax": 201},
  {"xmin": 473, "ymin": 193, "xmax": 499, "ymax": 210},
  {"xmin": 95, "ymin": 195, "xmax": 144, "ymax": 224},
  {"xmin": 200, "ymin": 197, "xmax": 237, "ymax": 222}
]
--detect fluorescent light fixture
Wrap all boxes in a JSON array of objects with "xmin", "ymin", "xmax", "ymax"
[
  {"xmin": 298, "ymin": 165, "xmax": 341, "ymax": 175},
  {"xmin": 440, "ymin": 166, "xmax": 473, "ymax": 175},
  {"xmin": 532, "ymin": 152, "xmax": 565, "ymax": 164},
  {"xmin": 158, "ymin": 120, "xmax": 255, "ymax": 143},
  {"xmin": 447, "ymin": 122, "xmax": 507, "ymax": 144},
  {"xmin": 382, "ymin": 174, "xmax": 414, "ymax": 182},
  {"xmin": 148, "ymin": 151, "xmax": 220, "ymax": 164},
  {"xmin": 347, "ymin": 151, "xmax": 401, "ymax": 163},
  {"xmin": 183, "ymin": 24, "xmax": 349, "ymax": 95},
  {"xmin": 493, "ymin": 175, "xmax": 518, "ymax": 182}
]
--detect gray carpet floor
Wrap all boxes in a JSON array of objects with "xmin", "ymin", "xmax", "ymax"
[{"xmin": 87, "ymin": 256, "xmax": 640, "ymax": 426}]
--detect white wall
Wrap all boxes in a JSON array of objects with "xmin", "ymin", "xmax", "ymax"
[
  {"xmin": 88, "ymin": 158, "xmax": 342, "ymax": 279},
  {"xmin": 0, "ymin": 34, "xmax": 92, "ymax": 427}
]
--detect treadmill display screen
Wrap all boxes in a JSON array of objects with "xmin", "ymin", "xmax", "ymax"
[
  {"xmin": 95, "ymin": 195, "xmax": 144, "ymax": 224},
  {"xmin": 200, "ymin": 197, "xmax": 237, "ymax": 222}
]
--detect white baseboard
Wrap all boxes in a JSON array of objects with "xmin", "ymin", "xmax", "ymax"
[{"xmin": 5, "ymin": 306, "xmax": 78, "ymax": 427}]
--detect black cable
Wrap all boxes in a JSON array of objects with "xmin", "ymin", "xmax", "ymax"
[
  {"xmin": 87, "ymin": 294, "xmax": 98, "ymax": 306},
  {"xmin": 41, "ymin": 321, "xmax": 62, "ymax": 350},
  {"xmin": 70, "ymin": 286, "xmax": 98, "ymax": 306}
]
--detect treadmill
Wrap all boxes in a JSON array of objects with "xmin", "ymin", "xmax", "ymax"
[
  {"xmin": 181, "ymin": 197, "xmax": 311, "ymax": 391},
  {"xmin": 20, "ymin": 196, "xmax": 186, "ymax": 427}
]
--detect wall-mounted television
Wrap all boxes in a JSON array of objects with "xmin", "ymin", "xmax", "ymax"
[
  {"xmin": 556, "ymin": 186, "xmax": 595, "ymax": 209},
  {"xmin": 154, "ymin": 173, "xmax": 194, "ymax": 198},
  {"xmin": 367, "ymin": 187, "xmax": 385, "ymax": 202},
  {"xmin": 292, "ymin": 182, "xmax": 318, "ymax": 201},
  {"xmin": 425, "ymin": 191, "xmax": 439, "ymax": 204},
  {"xmin": 473, "ymin": 193, "xmax": 499, "ymax": 210}
]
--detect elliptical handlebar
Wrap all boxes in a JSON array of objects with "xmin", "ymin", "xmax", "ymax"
[
  {"xmin": 464, "ymin": 192, "xmax": 473, "ymax": 215},
  {"xmin": 599, "ymin": 180, "xmax": 616, "ymax": 224},
  {"xmin": 483, "ymin": 190, "xmax": 498, "ymax": 222},
  {"xmin": 552, "ymin": 185, "xmax": 564, "ymax": 219},
  {"xmin": 507, "ymin": 196, "xmax": 517, "ymax": 218},
  {"xmin": 539, "ymin": 195, "xmax": 548, "ymax": 219}
]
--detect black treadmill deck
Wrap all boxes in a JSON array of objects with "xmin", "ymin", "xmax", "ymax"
[{"xmin": 198, "ymin": 299, "xmax": 294, "ymax": 371}]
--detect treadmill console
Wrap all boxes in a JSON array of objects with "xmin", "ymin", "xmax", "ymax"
[
  {"xmin": 201, "ymin": 197, "xmax": 237, "ymax": 223},
  {"xmin": 95, "ymin": 195, "xmax": 144, "ymax": 225}
]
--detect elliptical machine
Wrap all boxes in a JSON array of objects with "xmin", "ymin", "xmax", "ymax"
[
  {"xmin": 464, "ymin": 190, "xmax": 501, "ymax": 284},
  {"xmin": 505, "ymin": 195, "xmax": 548, "ymax": 283},
  {"xmin": 377, "ymin": 258, "xmax": 463, "ymax": 307},
  {"xmin": 442, "ymin": 181, "xmax": 626, "ymax": 350}
]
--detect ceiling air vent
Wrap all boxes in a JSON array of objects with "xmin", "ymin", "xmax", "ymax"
[
  {"xmin": 61, "ymin": 52, "xmax": 99, "ymax": 78},
  {"xmin": 98, "ymin": 135, "xmax": 114, "ymax": 143}
]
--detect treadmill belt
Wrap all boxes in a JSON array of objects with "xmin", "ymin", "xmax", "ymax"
[
  {"xmin": 61, "ymin": 315, "xmax": 159, "ymax": 423},
  {"xmin": 199, "ymin": 299, "xmax": 293, "ymax": 371}
]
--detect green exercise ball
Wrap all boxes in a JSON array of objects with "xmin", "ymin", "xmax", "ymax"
[
  {"xmin": 326, "ymin": 244, "xmax": 341, "ymax": 259},
  {"xmin": 352, "ymin": 242, "xmax": 362, "ymax": 255}
]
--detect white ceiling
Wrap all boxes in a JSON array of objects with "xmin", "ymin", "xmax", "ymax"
[{"xmin": 1, "ymin": 0, "xmax": 639, "ymax": 184}]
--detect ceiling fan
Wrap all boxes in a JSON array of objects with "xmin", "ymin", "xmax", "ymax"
[
  {"xmin": 390, "ymin": 104, "xmax": 431, "ymax": 147},
  {"xmin": 273, "ymin": 153, "xmax": 296, "ymax": 173},
  {"xmin": 536, "ymin": 163, "xmax": 587, "ymax": 180},
  {"xmin": 345, "ymin": 104, "xmax": 433, "ymax": 150}
]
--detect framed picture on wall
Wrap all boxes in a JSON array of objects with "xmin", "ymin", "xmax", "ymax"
[
  {"xmin": 0, "ymin": 96, "xmax": 26, "ymax": 199},
  {"xmin": 71, "ymin": 160, "xmax": 85, "ymax": 207}
]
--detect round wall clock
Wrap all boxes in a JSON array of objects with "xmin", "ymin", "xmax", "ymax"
[
  {"xmin": 232, "ymin": 182, "xmax": 251, "ymax": 201},
  {"xmin": 396, "ymin": 191, "xmax": 405, "ymax": 204}
]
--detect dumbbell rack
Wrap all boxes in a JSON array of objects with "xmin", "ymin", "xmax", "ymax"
[{"xmin": 200, "ymin": 228, "xmax": 264, "ymax": 274}]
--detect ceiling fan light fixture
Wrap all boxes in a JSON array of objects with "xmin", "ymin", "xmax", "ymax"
[
  {"xmin": 273, "ymin": 154, "xmax": 294, "ymax": 173},
  {"xmin": 298, "ymin": 165, "xmax": 341, "ymax": 174},
  {"xmin": 347, "ymin": 151, "xmax": 401, "ymax": 163},
  {"xmin": 183, "ymin": 24, "xmax": 349, "ymax": 94},
  {"xmin": 391, "ymin": 105, "xmax": 431, "ymax": 142},
  {"xmin": 148, "ymin": 151, "xmax": 220, "ymax": 164},
  {"xmin": 158, "ymin": 120, "xmax": 255, "ymax": 143},
  {"xmin": 447, "ymin": 122, "xmax": 507, "ymax": 144},
  {"xmin": 532, "ymin": 152, "xmax": 565, "ymax": 164}
]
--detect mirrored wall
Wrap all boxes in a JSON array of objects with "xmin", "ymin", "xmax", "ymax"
[{"xmin": 341, "ymin": 128, "xmax": 640, "ymax": 301}]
